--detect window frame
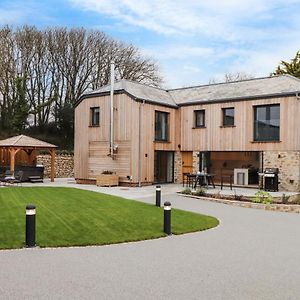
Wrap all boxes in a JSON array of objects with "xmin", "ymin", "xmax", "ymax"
[
  {"xmin": 194, "ymin": 110, "xmax": 206, "ymax": 128},
  {"xmin": 155, "ymin": 110, "xmax": 170, "ymax": 142},
  {"xmin": 222, "ymin": 107, "xmax": 235, "ymax": 127},
  {"xmin": 253, "ymin": 104, "xmax": 280, "ymax": 142},
  {"xmin": 90, "ymin": 106, "xmax": 100, "ymax": 127}
]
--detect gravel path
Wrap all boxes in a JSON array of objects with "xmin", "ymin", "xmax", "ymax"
[{"xmin": 1, "ymin": 190, "xmax": 300, "ymax": 299}]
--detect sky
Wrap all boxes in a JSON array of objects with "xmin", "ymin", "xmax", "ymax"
[{"xmin": 0, "ymin": 0, "xmax": 299, "ymax": 88}]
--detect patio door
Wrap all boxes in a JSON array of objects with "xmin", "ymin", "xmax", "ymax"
[
  {"xmin": 182, "ymin": 151, "xmax": 193, "ymax": 179},
  {"xmin": 199, "ymin": 151, "xmax": 211, "ymax": 173},
  {"xmin": 154, "ymin": 151, "xmax": 174, "ymax": 183}
]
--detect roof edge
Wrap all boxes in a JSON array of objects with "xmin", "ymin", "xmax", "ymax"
[
  {"xmin": 178, "ymin": 91, "xmax": 300, "ymax": 106},
  {"xmin": 75, "ymin": 89, "xmax": 178, "ymax": 109}
]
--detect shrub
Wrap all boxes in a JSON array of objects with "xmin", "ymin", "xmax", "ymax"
[
  {"xmin": 253, "ymin": 191, "xmax": 273, "ymax": 204},
  {"xmin": 194, "ymin": 187, "xmax": 206, "ymax": 197},
  {"xmin": 212, "ymin": 191, "xmax": 221, "ymax": 199},
  {"xmin": 233, "ymin": 189, "xmax": 243, "ymax": 201},
  {"xmin": 281, "ymin": 193, "xmax": 290, "ymax": 204},
  {"xmin": 181, "ymin": 188, "xmax": 192, "ymax": 195}
]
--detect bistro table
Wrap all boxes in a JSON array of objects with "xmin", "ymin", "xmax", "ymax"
[
  {"xmin": 195, "ymin": 173, "xmax": 215, "ymax": 189},
  {"xmin": 186, "ymin": 173, "xmax": 215, "ymax": 189}
]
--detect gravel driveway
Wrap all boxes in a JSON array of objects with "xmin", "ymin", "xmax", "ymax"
[{"xmin": 1, "ymin": 189, "xmax": 300, "ymax": 299}]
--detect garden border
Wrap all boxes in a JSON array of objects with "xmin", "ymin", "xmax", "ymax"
[{"xmin": 178, "ymin": 193, "xmax": 300, "ymax": 213}]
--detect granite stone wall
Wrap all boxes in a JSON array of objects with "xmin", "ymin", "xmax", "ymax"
[
  {"xmin": 263, "ymin": 151, "xmax": 300, "ymax": 192},
  {"xmin": 37, "ymin": 154, "xmax": 74, "ymax": 178},
  {"xmin": 192, "ymin": 151, "xmax": 199, "ymax": 173},
  {"xmin": 174, "ymin": 151, "xmax": 182, "ymax": 183}
]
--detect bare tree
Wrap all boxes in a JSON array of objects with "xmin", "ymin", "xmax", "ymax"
[
  {"xmin": 209, "ymin": 72, "xmax": 254, "ymax": 84},
  {"xmin": 0, "ymin": 25, "xmax": 162, "ymax": 146}
]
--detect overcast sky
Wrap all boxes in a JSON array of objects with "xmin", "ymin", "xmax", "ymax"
[{"xmin": 1, "ymin": 0, "xmax": 300, "ymax": 88}]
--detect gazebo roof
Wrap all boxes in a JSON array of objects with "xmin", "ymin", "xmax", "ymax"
[{"xmin": 0, "ymin": 135, "xmax": 57, "ymax": 149}]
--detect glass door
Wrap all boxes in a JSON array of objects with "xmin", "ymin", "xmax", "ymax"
[{"xmin": 154, "ymin": 151, "xmax": 174, "ymax": 183}]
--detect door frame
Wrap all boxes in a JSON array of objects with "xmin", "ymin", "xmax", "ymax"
[{"xmin": 154, "ymin": 151, "xmax": 174, "ymax": 184}]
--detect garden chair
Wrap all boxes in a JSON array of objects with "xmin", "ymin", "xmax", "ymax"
[{"xmin": 10, "ymin": 171, "xmax": 24, "ymax": 186}]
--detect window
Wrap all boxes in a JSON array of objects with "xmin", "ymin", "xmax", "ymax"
[
  {"xmin": 222, "ymin": 107, "xmax": 235, "ymax": 126},
  {"xmin": 254, "ymin": 104, "xmax": 280, "ymax": 141},
  {"xmin": 194, "ymin": 110, "xmax": 205, "ymax": 128},
  {"xmin": 155, "ymin": 111, "xmax": 169, "ymax": 141},
  {"xmin": 90, "ymin": 107, "xmax": 100, "ymax": 126}
]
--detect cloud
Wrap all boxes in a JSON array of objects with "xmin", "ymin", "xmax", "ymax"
[{"xmin": 68, "ymin": 0, "xmax": 300, "ymax": 42}]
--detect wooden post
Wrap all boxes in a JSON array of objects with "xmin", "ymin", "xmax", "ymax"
[
  {"xmin": 50, "ymin": 149, "xmax": 55, "ymax": 182},
  {"xmin": 9, "ymin": 148, "xmax": 17, "ymax": 176}
]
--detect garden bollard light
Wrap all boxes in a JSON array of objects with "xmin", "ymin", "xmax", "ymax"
[
  {"xmin": 156, "ymin": 185, "xmax": 161, "ymax": 207},
  {"xmin": 163, "ymin": 201, "xmax": 171, "ymax": 235},
  {"xmin": 26, "ymin": 204, "xmax": 36, "ymax": 247}
]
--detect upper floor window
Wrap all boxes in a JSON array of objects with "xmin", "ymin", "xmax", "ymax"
[
  {"xmin": 254, "ymin": 104, "xmax": 280, "ymax": 141},
  {"xmin": 194, "ymin": 110, "xmax": 205, "ymax": 128},
  {"xmin": 90, "ymin": 107, "xmax": 100, "ymax": 126},
  {"xmin": 222, "ymin": 107, "xmax": 235, "ymax": 126},
  {"xmin": 155, "ymin": 111, "xmax": 169, "ymax": 141}
]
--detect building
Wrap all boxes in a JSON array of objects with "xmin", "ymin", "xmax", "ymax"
[{"xmin": 74, "ymin": 75, "xmax": 300, "ymax": 191}]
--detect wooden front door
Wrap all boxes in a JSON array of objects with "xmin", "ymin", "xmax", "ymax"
[{"xmin": 182, "ymin": 151, "xmax": 193, "ymax": 180}]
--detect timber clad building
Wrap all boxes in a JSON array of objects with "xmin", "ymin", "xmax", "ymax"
[{"xmin": 75, "ymin": 75, "xmax": 300, "ymax": 192}]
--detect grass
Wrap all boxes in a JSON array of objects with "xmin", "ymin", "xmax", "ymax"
[{"xmin": 0, "ymin": 187, "xmax": 219, "ymax": 249}]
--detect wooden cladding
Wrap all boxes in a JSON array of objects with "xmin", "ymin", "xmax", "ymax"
[
  {"xmin": 75, "ymin": 91, "xmax": 300, "ymax": 183},
  {"xmin": 181, "ymin": 96, "xmax": 300, "ymax": 152}
]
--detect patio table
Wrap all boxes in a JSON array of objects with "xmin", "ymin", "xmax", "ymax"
[{"xmin": 193, "ymin": 173, "xmax": 215, "ymax": 189}]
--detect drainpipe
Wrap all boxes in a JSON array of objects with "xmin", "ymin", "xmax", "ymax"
[
  {"xmin": 110, "ymin": 61, "xmax": 115, "ymax": 159},
  {"xmin": 138, "ymin": 100, "xmax": 145, "ymax": 187},
  {"xmin": 296, "ymin": 92, "xmax": 300, "ymax": 100}
]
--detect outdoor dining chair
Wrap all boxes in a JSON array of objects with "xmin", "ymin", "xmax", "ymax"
[{"xmin": 10, "ymin": 171, "xmax": 24, "ymax": 186}]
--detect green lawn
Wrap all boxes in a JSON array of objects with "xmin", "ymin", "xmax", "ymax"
[{"xmin": 0, "ymin": 187, "xmax": 219, "ymax": 249}]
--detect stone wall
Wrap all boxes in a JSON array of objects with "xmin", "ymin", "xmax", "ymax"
[
  {"xmin": 174, "ymin": 151, "xmax": 182, "ymax": 183},
  {"xmin": 37, "ymin": 154, "xmax": 74, "ymax": 178},
  {"xmin": 263, "ymin": 151, "xmax": 300, "ymax": 192},
  {"xmin": 192, "ymin": 151, "xmax": 199, "ymax": 173}
]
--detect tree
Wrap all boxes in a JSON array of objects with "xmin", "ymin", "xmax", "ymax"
[
  {"xmin": 0, "ymin": 25, "xmax": 162, "ymax": 147},
  {"xmin": 272, "ymin": 51, "xmax": 300, "ymax": 79},
  {"xmin": 209, "ymin": 72, "xmax": 254, "ymax": 84},
  {"xmin": 12, "ymin": 76, "xmax": 29, "ymax": 133}
]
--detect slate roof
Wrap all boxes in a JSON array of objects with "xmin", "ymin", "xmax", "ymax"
[
  {"xmin": 78, "ymin": 75, "xmax": 300, "ymax": 108},
  {"xmin": 0, "ymin": 135, "xmax": 57, "ymax": 148},
  {"xmin": 82, "ymin": 80, "xmax": 176, "ymax": 107},
  {"xmin": 168, "ymin": 74, "xmax": 300, "ymax": 105}
]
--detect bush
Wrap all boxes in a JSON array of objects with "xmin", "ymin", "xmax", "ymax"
[
  {"xmin": 194, "ymin": 187, "xmax": 206, "ymax": 197},
  {"xmin": 281, "ymin": 193, "xmax": 290, "ymax": 204},
  {"xmin": 253, "ymin": 191, "xmax": 273, "ymax": 204},
  {"xmin": 212, "ymin": 191, "xmax": 221, "ymax": 199},
  {"xmin": 233, "ymin": 190, "xmax": 243, "ymax": 201},
  {"xmin": 181, "ymin": 188, "xmax": 192, "ymax": 195}
]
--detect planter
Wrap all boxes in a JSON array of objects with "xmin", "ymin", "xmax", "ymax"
[{"xmin": 96, "ymin": 174, "xmax": 119, "ymax": 187}]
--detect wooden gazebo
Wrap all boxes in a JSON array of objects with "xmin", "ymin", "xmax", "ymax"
[{"xmin": 0, "ymin": 135, "xmax": 57, "ymax": 182}]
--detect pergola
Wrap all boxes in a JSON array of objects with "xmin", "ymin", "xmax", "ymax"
[{"xmin": 0, "ymin": 135, "xmax": 57, "ymax": 182}]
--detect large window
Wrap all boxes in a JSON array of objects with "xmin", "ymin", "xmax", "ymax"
[
  {"xmin": 194, "ymin": 110, "xmax": 205, "ymax": 128},
  {"xmin": 254, "ymin": 104, "xmax": 280, "ymax": 141},
  {"xmin": 90, "ymin": 107, "xmax": 100, "ymax": 126},
  {"xmin": 155, "ymin": 111, "xmax": 169, "ymax": 141},
  {"xmin": 222, "ymin": 107, "xmax": 235, "ymax": 126}
]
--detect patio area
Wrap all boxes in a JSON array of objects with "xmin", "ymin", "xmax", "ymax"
[{"xmin": 18, "ymin": 178, "xmax": 299, "ymax": 199}]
